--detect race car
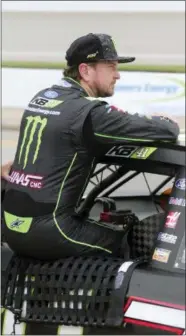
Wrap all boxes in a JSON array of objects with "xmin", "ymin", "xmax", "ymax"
[{"xmin": 1, "ymin": 141, "xmax": 185, "ymax": 335}]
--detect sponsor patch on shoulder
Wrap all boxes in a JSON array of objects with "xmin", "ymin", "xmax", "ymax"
[{"xmin": 44, "ymin": 90, "xmax": 59, "ymax": 99}]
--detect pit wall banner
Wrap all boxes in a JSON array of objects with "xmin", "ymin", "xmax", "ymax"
[
  {"xmin": 107, "ymin": 72, "xmax": 185, "ymax": 133},
  {"xmin": 2, "ymin": 69, "xmax": 185, "ymax": 133}
]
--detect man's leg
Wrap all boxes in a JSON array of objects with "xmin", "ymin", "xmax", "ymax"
[
  {"xmin": 54, "ymin": 215, "xmax": 127, "ymax": 257},
  {"xmin": 2, "ymin": 213, "xmax": 127, "ymax": 260}
]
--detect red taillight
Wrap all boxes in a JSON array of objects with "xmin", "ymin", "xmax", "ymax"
[{"xmin": 100, "ymin": 212, "xmax": 112, "ymax": 222}]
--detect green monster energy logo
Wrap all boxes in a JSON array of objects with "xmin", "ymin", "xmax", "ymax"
[{"xmin": 19, "ymin": 116, "xmax": 47, "ymax": 168}]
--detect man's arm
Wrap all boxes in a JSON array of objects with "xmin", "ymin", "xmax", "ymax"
[{"xmin": 90, "ymin": 103, "xmax": 179, "ymax": 145}]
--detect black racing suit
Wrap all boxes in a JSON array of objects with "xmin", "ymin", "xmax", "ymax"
[{"xmin": 3, "ymin": 78, "xmax": 179, "ymax": 260}]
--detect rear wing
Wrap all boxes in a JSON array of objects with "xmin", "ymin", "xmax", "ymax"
[{"xmin": 100, "ymin": 141, "xmax": 186, "ymax": 169}]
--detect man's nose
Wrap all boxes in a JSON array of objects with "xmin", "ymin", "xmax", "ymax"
[{"xmin": 115, "ymin": 71, "xmax": 120, "ymax": 80}]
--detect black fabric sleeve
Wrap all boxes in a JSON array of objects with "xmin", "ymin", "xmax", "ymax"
[{"xmin": 90, "ymin": 102, "xmax": 180, "ymax": 145}]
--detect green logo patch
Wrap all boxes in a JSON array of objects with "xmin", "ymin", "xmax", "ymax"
[
  {"xmin": 4, "ymin": 211, "xmax": 33, "ymax": 233},
  {"xmin": 131, "ymin": 147, "xmax": 157, "ymax": 159}
]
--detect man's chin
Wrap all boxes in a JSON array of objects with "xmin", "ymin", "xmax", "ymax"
[{"xmin": 100, "ymin": 90, "xmax": 114, "ymax": 98}]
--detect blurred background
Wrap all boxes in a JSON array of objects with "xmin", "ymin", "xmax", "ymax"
[{"xmin": 1, "ymin": 0, "xmax": 185, "ymax": 195}]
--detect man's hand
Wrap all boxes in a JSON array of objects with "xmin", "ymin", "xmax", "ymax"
[
  {"xmin": 1, "ymin": 161, "xmax": 12, "ymax": 181},
  {"xmin": 151, "ymin": 115, "xmax": 178, "ymax": 125}
]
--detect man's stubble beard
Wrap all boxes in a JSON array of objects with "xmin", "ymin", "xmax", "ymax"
[{"xmin": 96, "ymin": 87, "xmax": 114, "ymax": 98}]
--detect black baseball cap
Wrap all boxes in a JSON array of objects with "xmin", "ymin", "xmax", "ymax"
[{"xmin": 65, "ymin": 33, "xmax": 135, "ymax": 66}]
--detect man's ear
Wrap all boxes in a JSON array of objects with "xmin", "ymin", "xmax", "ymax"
[{"xmin": 79, "ymin": 63, "xmax": 90, "ymax": 81}]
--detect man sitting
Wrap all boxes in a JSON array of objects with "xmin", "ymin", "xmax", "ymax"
[{"xmin": 2, "ymin": 33, "xmax": 179, "ymax": 260}]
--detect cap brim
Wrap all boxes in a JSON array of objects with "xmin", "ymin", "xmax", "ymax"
[{"xmin": 117, "ymin": 56, "xmax": 135, "ymax": 63}]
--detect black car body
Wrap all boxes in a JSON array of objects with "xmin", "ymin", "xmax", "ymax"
[{"xmin": 1, "ymin": 141, "xmax": 185, "ymax": 335}]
